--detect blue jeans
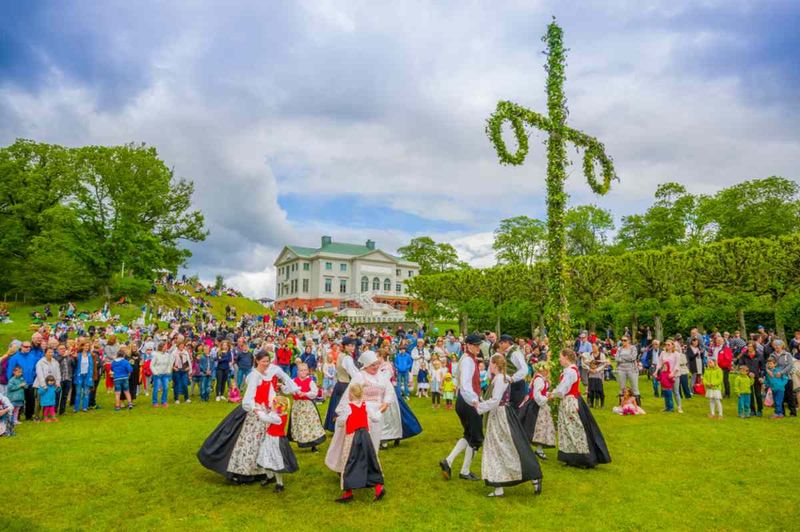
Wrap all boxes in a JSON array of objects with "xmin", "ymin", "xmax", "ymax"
[
  {"xmin": 173, "ymin": 370, "xmax": 189, "ymax": 400},
  {"xmin": 236, "ymin": 368, "xmax": 252, "ymax": 389},
  {"xmin": 152, "ymin": 374, "xmax": 170, "ymax": 405},
  {"xmin": 200, "ymin": 375, "xmax": 213, "ymax": 401},
  {"xmin": 73, "ymin": 373, "xmax": 92, "ymax": 412},
  {"xmin": 772, "ymin": 387, "xmax": 785, "ymax": 415},
  {"xmin": 651, "ymin": 370, "xmax": 660, "ymax": 397},
  {"xmin": 397, "ymin": 372, "xmax": 410, "ymax": 397},
  {"xmin": 737, "ymin": 394, "xmax": 751, "ymax": 416},
  {"xmin": 662, "ymin": 389, "xmax": 674, "ymax": 412}
]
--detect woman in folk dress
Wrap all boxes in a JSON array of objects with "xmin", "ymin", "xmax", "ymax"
[
  {"xmin": 549, "ymin": 348, "xmax": 611, "ymax": 469},
  {"xmin": 476, "ymin": 354, "xmax": 542, "ymax": 498}
]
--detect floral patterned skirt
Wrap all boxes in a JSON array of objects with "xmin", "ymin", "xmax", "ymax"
[
  {"xmin": 557, "ymin": 395, "xmax": 611, "ymax": 468},
  {"xmin": 289, "ymin": 399, "xmax": 326, "ymax": 447},
  {"xmin": 227, "ymin": 411, "xmax": 269, "ymax": 476},
  {"xmin": 482, "ymin": 405, "xmax": 542, "ymax": 487}
]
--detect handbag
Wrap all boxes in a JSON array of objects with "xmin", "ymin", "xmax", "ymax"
[
  {"xmin": 693, "ymin": 380, "xmax": 705, "ymax": 395},
  {"xmin": 764, "ymin": 388, "xmax": 774, "ymax": 407}
]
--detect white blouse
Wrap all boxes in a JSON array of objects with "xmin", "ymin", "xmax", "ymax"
[
  {"xmin": 553, "ymin": 366, "xmax": 579, "ymax": 398},
  {"xmin": 477, "ymin": 375, "xmax": 508, "ymax": 415}
]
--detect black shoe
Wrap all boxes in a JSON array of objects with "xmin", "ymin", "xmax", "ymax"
[
  {"xmin": 311, "ymin": 446, "xmax": 319, "ymax": 453},
  {"xmin": 533, "ymin": 479, "xmax": 542, "ymax": 495},
  {"xmin": 535, "ymin": 449, "xmax": 547, "ymax": 460},
  {"xmin": 260, "ymin": 476, "xmax": 276, "ymax": 487},
  {"xmin": 274, "ymin": 484, "xmax": 284, "ymax": 493},
  {"xmin": 335, "ymin": 494, "xmax": 354, "ymax": 504},
  {"xmin": 393, "ymin": 439, "xmax": 400, "ymax": 447},
  {"xmin": 439, "ymin": 459, "xmax": 451, "ymax": 480},
  {"xmin": 374, "ymin": 489, "xmax": 386, "ymax": 502},
  {"xmin": 459, "ymin": 472, "xmax": 480, "ymax": 481}
]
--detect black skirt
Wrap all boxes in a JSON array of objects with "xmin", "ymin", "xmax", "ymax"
[
  {"xmin": 558, "ymin": 396, "xmax": 612, "ymax": 468},
  {"xmin": 456, "ymin": 393, "xmax": 483, "ymax": 450},
  {"xmin": 342, "ymin": 429, "xmax": 384, "ymax": 490},
  {"xmin": 509, "ymin": 380, "xmax": 526, "ymax": 409},
  {"xmin": 324, "ymin": 381, "xmax": 348, "ymax": 432},
  {"xmin": 275, "ymin": 437, "xmax": 300, "ymax": 474},
  {"xmin": 197, "ymin": 405, "xmax": 248, "ymax": 479},
  {"xmin": 485, "ymin": 405, "xmax": 543, "ymax": 487}
]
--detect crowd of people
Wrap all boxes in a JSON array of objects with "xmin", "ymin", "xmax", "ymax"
[{"xmin": 2, "ymin": 303, "xmax": 798, "ymax": 500}]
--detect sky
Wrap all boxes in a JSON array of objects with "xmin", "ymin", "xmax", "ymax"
[{"xmin": 1, "ymin": 0, "xmax": 799, "ymax": 298}]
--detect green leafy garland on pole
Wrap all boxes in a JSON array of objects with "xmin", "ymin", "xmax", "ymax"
[{"xmin": 485, "ymin": 19, "xmax": 617, "ymax": 368}]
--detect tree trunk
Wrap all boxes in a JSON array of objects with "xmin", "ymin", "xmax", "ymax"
[
  {"xmin": 631, "ymin": 313, "xmax": 639, "ymax": 344},
  {"xmin": 539, "ymin": 313, "xmax": 546, "ymax": 337},
  {"xmin": 654, "ymin": 314, "xmax": 663, "ymax": 343},
  {"xmin": 531, "ymin": 319, "xmax": 536, "ymax": 339},
  {"xmin": 495, "ymin": 315, "xmax": 501, "ymax": 337},
  {"xmin": 459, "ymin": 312, "xmax": 469, "ymax": 336},
  {"xmin": 775, "ymin": 307, "xmax": 786, "ymax": 341},
  {"xmin": 737, "ymin": 308, "xmax": 746, "ymax": 337}
]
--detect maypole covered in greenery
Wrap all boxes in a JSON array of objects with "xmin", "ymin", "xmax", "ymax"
[{"xmin": 486, "ymin": 18, "xmax": 617, "ymax": 359}]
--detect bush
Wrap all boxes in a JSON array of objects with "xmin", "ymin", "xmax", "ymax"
[{"xmin": 110, "ymin": 276, "xmax": 151, "ymax": 301}]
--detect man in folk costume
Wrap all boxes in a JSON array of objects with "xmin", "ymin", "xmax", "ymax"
[
  {"xmin": 497, "ymin": 334, "xmax": 529, "ymax": 408},
  {"xmin": 323, "ymin": 337, "xmax": 359, "ymax": 432},
  {"xmin": 439, "ymin": 333, "xmax": 484, "ymax": 481},
  {"xmin": 325, "ymin": 350, "xmax": 392, "ymax": 473}
]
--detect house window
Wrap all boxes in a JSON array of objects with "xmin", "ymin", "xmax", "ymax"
[
  {"xmin": 340, "ymin": 263, "xmax": 347, "ymax": 272},
  {"xmin": 384, "ymin": 278, "xmax": 391, "ymax": 291},
  {"xmin": 361, "ymin": 276, "xmax": 369, "ymax": 292},
  {"xmin": 372, "ymin": 277, "xmax": 380, "ymax": 290},
  {"xmin": 303, "ymin": 263, "xmax": 309, "ymax": 271},
  {"xmin": 396, "ymin": 283, "xmax": 401, "ymax": 293},
  {"xmin": 325, "ymin": 262, "xmax": 332, "ymax": 270},
  {"xmin": 324, "ymin": 278, "xmax": 332, "ymax": 293},
  {"xmin": 408, "ymin": 270, "xmax": 413, "ymax": 278},
  {"xmin": 302, "ymin": 279, "xmax": 309, "ymax": 293},
  {"xmin": 340, "ymin": 279, "xmax": 347, "ymax": 293}
]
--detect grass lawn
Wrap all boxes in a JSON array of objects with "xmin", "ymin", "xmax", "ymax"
[{"xmin": 1, "ymin": 378, "xmax": 796, "ymax": 532}]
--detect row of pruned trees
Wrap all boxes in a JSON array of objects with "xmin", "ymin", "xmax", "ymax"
[{"xmin": 406, "ymin": 235, "xmax": 800, "ymax": 342}]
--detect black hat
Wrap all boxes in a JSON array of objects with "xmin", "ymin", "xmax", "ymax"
[
  {"xmin": 342, "ymin": 337, "xmax": 356, "ymax": 346},
  {"xmin": 499, "ymin": 334, "xmax": 514, "ymax": 344},
  {"xmin": 465, "ymin": 333, "xmax": 483, "ymax": 346}
]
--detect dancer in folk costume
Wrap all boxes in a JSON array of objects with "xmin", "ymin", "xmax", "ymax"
[
  {"xmin": 478, "ymin": 354, "xmax": 543, "ymax": 498},
  {"xmin": 325, "ymin": 351, "xmax": 393, "ymax": 472},
  {"xmin": 377, "ymin": 344, "xmax": 422, "ymax": 448},
  {"xmin": 257, "ymin": 396, "xmax": 299, "ymax": 492},
  {"xmin": 439, "ymin": 333, "xmax": 484, "ymax": 482},
  {"xmin": 197, "ymin": 352, "xmax": 299, "ymax": 483},
  {"xmin": 323, "ymin": 337, "xmax": 359, "ymax": 432},
  {"xmin": 334, "ymin": 383, "xmax": 385, "ymax": 503},
  {"xmin": 549, "ymin": 349, "xmax": 611, "ymax": 469},
  {"xmin": 518, "ymin": 362, "xmax": 555, "ymax": 459},
  {"xmin": 288, "ymin": 363, "xmax": 326, "ymax": 452},
  {"xmin": 496, "ymin": 334, "xmax": 529, "ymax": 408}
]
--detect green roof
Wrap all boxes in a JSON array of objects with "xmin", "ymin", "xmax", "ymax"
[{"xmin": 284, "ymin": 241, "xmax": 408, "ymax": 262}]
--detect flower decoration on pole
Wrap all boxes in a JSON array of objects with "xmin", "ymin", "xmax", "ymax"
[{"xmin": 486, "ymin": 19, "xmax": 617, "ymax": 363}]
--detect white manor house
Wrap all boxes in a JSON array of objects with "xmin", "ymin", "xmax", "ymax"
[{"xmin": 273, "ymin": 236, "xmax": 420, "ymax": 314}]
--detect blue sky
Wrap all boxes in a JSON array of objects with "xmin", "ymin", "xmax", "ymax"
[{"xmin": 1, "ymin": 0, "xmax": 799, "ymax": 297}]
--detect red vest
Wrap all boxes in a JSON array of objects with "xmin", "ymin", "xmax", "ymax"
[
  {"xmin": 267, "ymin": 413, "xmax": 288, "ymax": 437},
  {"xmin": 254, "ymin": 378, "xmax": 273, "ymax": 407},
  {"xmin": 530, "ymin": 374, "xmax": 548, "ymax": 399},
  {"xmin": 469, "ymin": 355, "xmax": 481, "ymax": 396},
  {"xmin": 561, "ymin": 365, "xmax": 580, "ymax": 398},
  {"xmin": 293, "ymin": 377, "xmax": 313, "ymax": 400},
  {"xmin": 345, "ymin": 402, "xmax": 369, "ymax": 435}
]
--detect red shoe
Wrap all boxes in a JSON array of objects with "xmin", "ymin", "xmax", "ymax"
[
  {"xmin": 335, "ymin": 490, "xmax": 354, "ymax": 504},
  {"xmin": 162, "ymin": 403, "xmax": 169, "ymax": 408}
]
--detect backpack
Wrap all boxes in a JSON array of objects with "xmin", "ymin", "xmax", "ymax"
[{"xmin": 718, "ymin": 348, "xmax": 733, "ymax": 370}]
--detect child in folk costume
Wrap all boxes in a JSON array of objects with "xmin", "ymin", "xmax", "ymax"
[
  {"xmin": 257, "ymin": 396, "xmax": 299, "ymax": 492},
  {"xmin": 477, "ymin": 354, "xmax": 543, "ymax": 498},
  {"xmin": 289, "ymin": 363, "xmax": 326, "ymax": 452},
  {"xmin": 335, "ymin": 384, "xmax": 385, "ymax": 503},
  {"xmin": 519, "ymin": 363, "xmax": 555, "ymax": 459},
  {"xmin": 549, "ymin": 348, "xmax": 611, "ymax": 469},
  {"xmin": 612, "ymin": 387, "xmax": 646, "ymax": 415}
]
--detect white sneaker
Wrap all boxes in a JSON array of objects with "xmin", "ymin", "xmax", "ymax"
[
  {"xmin": 175, "ymin": 400, "xmax": 180, "ymax": 405},
  {"xmin": 186, "ymin": 399, "xmax": 191, "ymax": 403},
  {"xmin": 677, "ymin": 408, "xmax": 683, "ymax": 413},
  {"xmin": 216, "ymin": 396, "xmax": 221, "ymax": 402}
]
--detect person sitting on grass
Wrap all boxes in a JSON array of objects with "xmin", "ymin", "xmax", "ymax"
[
  {"xmin": 111, "ymin": 347, "xmax": 134, "ymax": 411},
  {"xmin": 612, "ymin": 387, "xmax": 646, "ymax": 415}
]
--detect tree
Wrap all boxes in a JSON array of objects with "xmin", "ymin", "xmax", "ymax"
[
  {"xmin": 697, "ymin": 177, "xmax": 800, "ymax": 241},
  {"xmin": 73, "ymin": 143, "xmax": 208, "ymax": 291},
  {"xmin": 397, "ymin": 236, "xmax": 468, "ymax": 275},
  {"xmin": 215, "ymin": 275, "xmax": 225, "ymax": 290},
  {"xmin": 564, "ymin": 205, "xmax": 614, "ymax": 256},
  {"xmin": 492, "ymin": 215, "xmax": 547, "ymax": 265},
  {"xmin": 486, "ymin": 20, "xmax": 617, "ymax": 363}
]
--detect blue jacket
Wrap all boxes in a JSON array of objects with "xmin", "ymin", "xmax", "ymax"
[
  {"xmin": 7, "ymin": 376, "xmax": 26, "ymax": 404},
  {"xmin": 38, "ymin": 384, "xmax": 58, "ymax": 407},
  {"xmin": 111, "ymin": 358, "xmax": 133, "ymax": 380},
  {"xmin": 395, "ymin": 352, "xmax": 412, "ymax": 373},
  {"xmin": 234, "ymin": 348, "xmax": 253, "ymax": 371},
  {"xmin": 74, "ymin": 352, "xmax": 95, "ymax": 381},
  {"xmin": 217, "ymin": 350, "xmax": 232, "ymax": 370},
  {"xmin": 300, "ymin": 351, "xmax": 318, "ymax": 371},
  {"xmin": 198, "ymin": 355, "xmax": 216, "ymax": 375},
  {"xmin": 6, "ymin": 349, "xmax": 43, "ymax": 383}
]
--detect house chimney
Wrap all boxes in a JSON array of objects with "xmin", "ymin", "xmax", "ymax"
[
  {"xmin": 321, "ymin": 236, "xmax": 332, "ymax": 246},
  {"xmin": 366, "ymin": 239, "xmax": 375, "ymax": 250}
]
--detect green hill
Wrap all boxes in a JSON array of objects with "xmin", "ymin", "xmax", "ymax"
[{"xmin": 0, "ymin": 288, "xmax": 271, "ymax": 347}]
